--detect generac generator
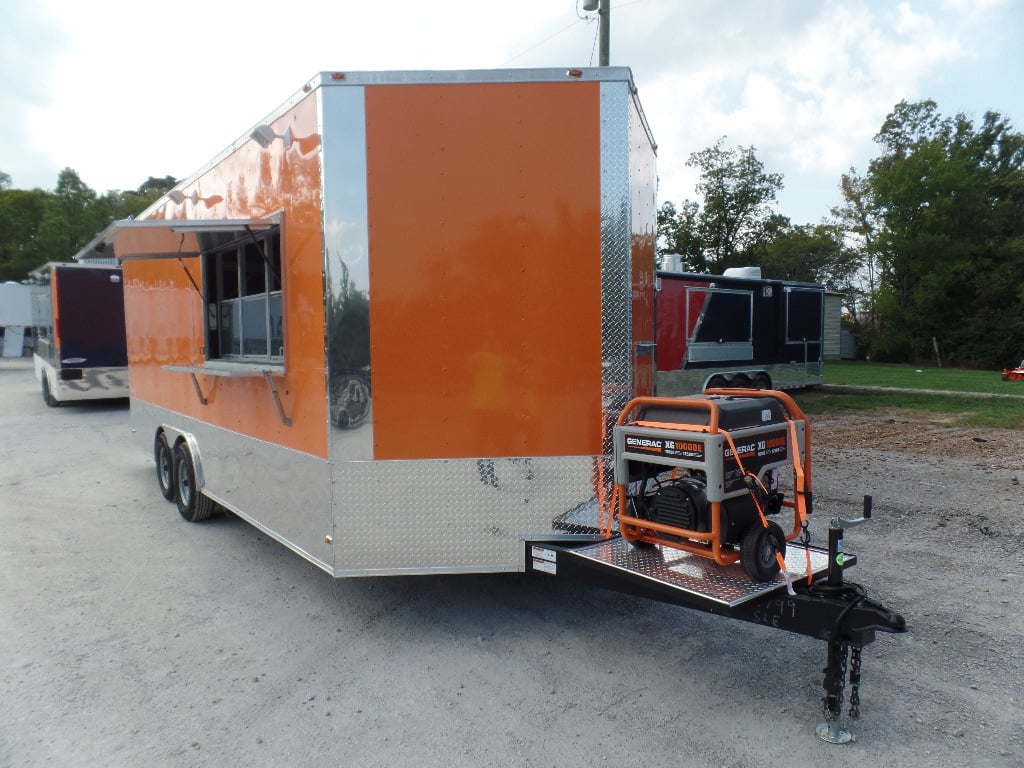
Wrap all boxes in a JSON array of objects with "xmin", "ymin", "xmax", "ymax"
[{"xmin": 607, "ymin": 390, "xmax": 812, "ymax": 581}]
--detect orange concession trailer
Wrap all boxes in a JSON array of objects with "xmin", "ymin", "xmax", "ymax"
[{"xmin": 113, "ymin": 68, "xmax": 657, "ymax": 576}]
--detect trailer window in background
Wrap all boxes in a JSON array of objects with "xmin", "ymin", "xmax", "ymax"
[
  {"xmin": 785, "ymin": 287, "xmax": 824, "ymax": 344},
  {"xmin": 203, "ymin": 227, "xmax": 283, "ymax": 362},
  {"xmin": 686, "ymin": 286, "xmax": 754, "ymax": 362}
]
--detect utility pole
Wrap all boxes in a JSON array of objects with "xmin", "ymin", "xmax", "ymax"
[{"xmin": 582, "ymin": 0, "xmax": 610, "ymax": 66}]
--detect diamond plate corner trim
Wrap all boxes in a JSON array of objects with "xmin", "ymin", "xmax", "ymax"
[{"xmin": 599, "ymin": 80, "xmax": 633, "ymax": 513}]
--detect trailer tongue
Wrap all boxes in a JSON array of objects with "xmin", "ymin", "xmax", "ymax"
[
  {"xmin": 529, "ymin": 504, "xmax": 904, "ymax": 743},
  {"xmin": 528, "ymin": 390, "xmax": 905, "ymax": 743}
]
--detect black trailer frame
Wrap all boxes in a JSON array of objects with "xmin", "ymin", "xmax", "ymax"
[{"xmin": 525, "ymin": 497, "xmax": 905, "ymax": 743}]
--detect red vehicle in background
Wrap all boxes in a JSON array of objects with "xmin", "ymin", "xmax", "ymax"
[{"xmin": 1002, "ymin": 361, "xmax": 1024, "ymax": 381}]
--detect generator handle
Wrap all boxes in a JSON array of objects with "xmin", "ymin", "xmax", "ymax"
[
  {"xmin": 703, "ymin": 387, "xmax": 809, "ymax": 423},
  {"xmin": 616, "ymin": 396, "xmax": 720, "ymax": 433}
]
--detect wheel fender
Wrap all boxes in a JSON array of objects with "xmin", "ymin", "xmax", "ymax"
[{"xmin": 164, "ymin": 428, "xmax": 205, "ymax": 491}]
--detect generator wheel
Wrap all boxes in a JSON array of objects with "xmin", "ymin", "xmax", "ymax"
[
  {"xmin": 173, "ymin": 442, "xmax": 214, "ymax": 522},
  {"xmin": 154, "ymin": 432, "xmax": 175, "ymax": 501},
  {"xmin": 740, "ymin": 521, "xmax": 786, "ymax": 581},
  {"xmin": 42, "ymin": 376, "xmax": 59, "ymax": 407}
]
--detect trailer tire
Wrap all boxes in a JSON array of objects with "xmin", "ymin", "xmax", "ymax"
[
  {"xmin": 754, "ymin": 373, "xmax": 772, "ymax": 390},
  {"xmin": 41, "ymin": 375, "xmax": 59, "ymax": 407},
  {"xmin": 154, "ymin": 432, "xmax": 175, "ymax": 501},
  {"xmin": 740, "ymin": 521, "xmax": 786, "ymax": 581},
  {"xmin": 731, "ymin": 374, "xmax": 753, "ymax": 389},
  {"xmin": 173, "ymin": 442, "xmax": 214, "ymax": 522},
  {"xmin": 706, "ymin": 375, "xmax": 727, "ymax": 390}
]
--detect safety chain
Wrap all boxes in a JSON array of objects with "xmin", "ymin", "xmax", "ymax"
[
  {"xmin": 823, "ymin": 641, "xmax": 849, "ymax": 722},
  {"xmin": 823, "ymin": 642, "xmax": 865, "ymax": 722},
  {"xmin": 849, "ymin": 645, "xmax": 862, "ymax": 720}
]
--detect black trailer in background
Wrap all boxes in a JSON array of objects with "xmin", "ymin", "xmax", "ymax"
[
  {"xmin": 655, "ymin": 269, "xmax": 825, "ymax": 396},
  {"xmin": 30, "ymin": 262, "xmax": 129, "ymax": 406}
]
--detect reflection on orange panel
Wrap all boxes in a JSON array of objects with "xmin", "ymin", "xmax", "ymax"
[
  {"xmin": 366, "ymin": 82, "xmax": 603, "ymax": 461},
  {"xmin": 123, "ymin": 92, "xmax": 329, "ymax": 459}
]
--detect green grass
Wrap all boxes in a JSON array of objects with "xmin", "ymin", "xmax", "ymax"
[
  {"xmin": 790, "ymin": 361, "xmax": 1024, "ymax": 429},
  {"xmin": 823, "ymin": 360, "xmax": 1021, "ymax": 394}
]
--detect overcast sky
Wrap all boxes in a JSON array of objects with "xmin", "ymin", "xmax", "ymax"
[{"xmin": 2, "ymin": 0, "xmax": 1020, "ymax": 225}]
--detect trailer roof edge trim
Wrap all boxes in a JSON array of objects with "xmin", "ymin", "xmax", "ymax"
[{"xmin": 308, "ymin": 66, "xmax": 636, "ymax": 88}]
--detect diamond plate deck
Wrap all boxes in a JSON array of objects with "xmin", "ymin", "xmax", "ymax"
[{"xmin": 568, "ymin": 537, "xmax": 829, "ymax": 607}]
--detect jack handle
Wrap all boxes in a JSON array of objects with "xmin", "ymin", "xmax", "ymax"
[{"xmin": 831, "ymin": 495, "xmax": 872, "ymax": 531}]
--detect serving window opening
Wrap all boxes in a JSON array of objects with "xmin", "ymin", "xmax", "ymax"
[{"xmin": 202, "ymin": 227, "xmax": 283, "ymax": 363}]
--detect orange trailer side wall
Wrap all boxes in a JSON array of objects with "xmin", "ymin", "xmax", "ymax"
[
  {"xmin": 364, "ymin": 82, "xmax": 604, "ymax": 461},
  {"xmin": 122, "ymin": 93, "xmax": 329, "ymax": 459}
]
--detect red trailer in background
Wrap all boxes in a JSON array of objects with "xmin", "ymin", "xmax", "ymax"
[{"xmin": 655, "ymin": 267, "xmax": 825, "ymax": 396}]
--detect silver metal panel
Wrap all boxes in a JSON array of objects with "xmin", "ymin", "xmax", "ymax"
[
  {"xmin": 655, "ymin": 363, "xmax": 824, "ymax": 396},
  {"xmin": 322, "ymin": 84, "xmax": 372, "ymax": 467},
  {"xmin": 131, "ymin": 399, "xmax": 333, "ymax": 571},
  {"xmin": 599, "ymin": 79, "xmax": 634, "ymax": 512},
  {"xmin": 570, "ymin": 537, "xmax": 829, "ymax": 607},
  {"xmin": 37, "ymin": 357, "xmax": 130, "ymax": 402},
  {"xmin": 332, "ymin": 457, "xmax": 596, "ymax": 575},
  {"xmin": 687, "ymin": 341, "xmax": 754, "ymax": 362}
]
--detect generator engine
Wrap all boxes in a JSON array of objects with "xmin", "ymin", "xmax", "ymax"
[
  {"xmin": 628, "ymin": 466, "xmax": 783, "ymax": 546},
  {"xmin": 612, "ymin": 392, "xmax": 810, "ymax": 581}
]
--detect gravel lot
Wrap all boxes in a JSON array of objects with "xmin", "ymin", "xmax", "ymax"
[{"xmin": 2, "ymin": 356, "xmax": 1022, "ymax": 768}]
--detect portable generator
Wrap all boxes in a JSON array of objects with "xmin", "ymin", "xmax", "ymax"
[{"xmin": 608, "ymin": 389, "xmax": 812, "ymax": 581}]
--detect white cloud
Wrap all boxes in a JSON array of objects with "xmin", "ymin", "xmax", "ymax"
[{"xmin": 2, "ymin": 0, "xmax": 1019, "ymax": 227}]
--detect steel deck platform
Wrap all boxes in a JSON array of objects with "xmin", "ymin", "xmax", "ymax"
[{"xmin": 532, "ymin": 537, "xmax": 829, "ymax": 607}]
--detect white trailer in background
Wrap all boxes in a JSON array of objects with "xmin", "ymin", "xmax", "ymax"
[{"xmin": 0, "ymin": 282, "xmax": 33, "ymax": 357}]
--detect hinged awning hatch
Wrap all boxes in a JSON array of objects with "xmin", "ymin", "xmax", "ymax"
[{"xmin": 112, "ymin": 217, "xmax": 279, "ymax": 261}]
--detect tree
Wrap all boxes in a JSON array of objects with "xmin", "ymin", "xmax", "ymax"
[
  {"xmin": 0, "ymin": 188, "xmax": 52, "ymax": 281},
  {"xmin": 53, "ymin": 168, "xmax": 99, "ymax": 256},
  {"xmin": 658, "ymin": 138, "xmax": 784, "ymax": 273},
  {"xmin": 755, "ymin": 221, "xmax": 859, "ymax": 289},
  {"xmin": 863, "ymin": 100, "xmax": 1024, "ymax": 367},
  {"xmin": 0, "ymin": 170, "xmax": 181, "ymax": 281},
  {"xmin": 656, "ymin": 200, "xmax": 701, "ymax": 270}
]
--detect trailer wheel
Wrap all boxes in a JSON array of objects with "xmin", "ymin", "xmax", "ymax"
[
  {"xmin": 740, "ymin": 521, "xmax": 786, "ymax": 581},
  {"xmin": 154, "ymin": 432, "xmax": 175, "ymax": 501},
  {"xmin": 754, "ymin": 373, "xmax": 772, "ymax": 390},
  {"xmin": 705, "ymin": 375, "xmax": 727, "ymax": 390},
  {"xmin": 173, "ymin": 442, "xmax": 214, "ymax": 522},
  {"xmin": 731, "ymin": 374, "xmax": 753, "ymax": 389},
  {"xmin": 41, "ymin": 375, "xmax": 59, "ymax": 407}
]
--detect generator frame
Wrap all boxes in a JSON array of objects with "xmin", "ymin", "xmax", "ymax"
[{"xmin": 608, "ymin": 390, "xmax": 811, "ymax": 575}]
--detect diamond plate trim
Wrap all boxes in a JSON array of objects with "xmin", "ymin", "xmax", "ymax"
[{"xmin": 570, "ymin": 537, "xmax": 830, "ymax": 607}]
